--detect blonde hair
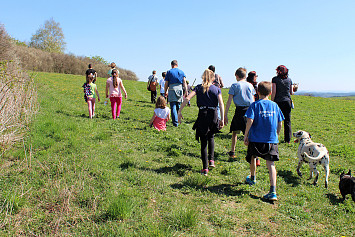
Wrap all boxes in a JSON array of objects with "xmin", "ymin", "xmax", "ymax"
[
  {"xmin": 202, "ymin": 69, "xmax": 214, "ymax": 93},
  {"xmin": 155, "ymin": 96, "xmax": 167, "ymax": 109}
]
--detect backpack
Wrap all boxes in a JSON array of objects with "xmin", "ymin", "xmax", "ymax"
[{"xmin": 149, "ymin": 76, "xmax": 157, "ymax": 91}]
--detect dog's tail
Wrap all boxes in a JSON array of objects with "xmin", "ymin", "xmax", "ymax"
[{"xmin": 303, "ymin": 151, "xmax": 327, "ymax": 161}]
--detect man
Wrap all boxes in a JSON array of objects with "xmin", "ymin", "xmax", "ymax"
[
  {"xmin": 208, "ymin": 65, "xmax": 224, "ymax": 119},
  {"xmin": 164, "ymin": 60, "xmax": 187, "ymax": 127},
  {"xmin": 147, "ymin": 70, "xmax": 158, "ymax": 103},
  {"xmin": 86, "ymin": 64, "xmax": 98, "ymax": 83}
]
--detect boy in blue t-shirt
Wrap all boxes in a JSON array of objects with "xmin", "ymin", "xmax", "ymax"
[{"xmin": 244, "ymin": 81, "xmax": 285, "ymax": 201}]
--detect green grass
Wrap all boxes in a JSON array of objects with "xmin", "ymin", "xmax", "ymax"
[{"xmin": 0, "ymin": 72, "xmax": 354, "ymax": 236}]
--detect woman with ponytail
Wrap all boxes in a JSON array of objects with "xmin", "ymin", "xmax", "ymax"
[
  {"xmin": 106, "ymin": 69, "xmax": 127, "ymax": 120},
  {"xmin": 178, "ymin": 69, "xmax": 224, "ymax": 176},
  {"xmin": 271, "ymin": 65, "xmax": 294, "ymax": 143}
]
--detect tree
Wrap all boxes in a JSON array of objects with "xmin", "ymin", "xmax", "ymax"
[{"xmin": 30, "ymin": 18, "xmax": 66, "ymax": 53}]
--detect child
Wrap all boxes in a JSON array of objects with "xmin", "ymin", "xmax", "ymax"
[
  {"xmin": 105, "ymin": 69, "xmax": 127, "ymax": 120},
  {"xmin": 149, "ymin": 96, "xmax": 170, "ymax": 131},
  {"xmin": 159, "ymin": 72, "xmax": 166, "ymax": 97},
  {"xmin": 83, "ymin": 74, "xmax": 100, "ymax": 119},
  {"xmin": 244, "ymin": 81, "xmax": 285, "ymax": 201},
  {"xmin": 224, "ymin": 67, "xmax": 255, "ymax": 159},
  {"xmin": 178, "ymin": 69, "xmax": 224, "ymax": 176}
]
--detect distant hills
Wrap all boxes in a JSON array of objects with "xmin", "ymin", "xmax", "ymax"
[{"xmin": 295, "ymin": 91, "xmax": 355, "ymax": 98}]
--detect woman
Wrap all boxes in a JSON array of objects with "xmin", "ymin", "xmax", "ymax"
[
  {"xmin": 246, "ymin": 71, "xmax": 259, "ymax": 101},
  {"xmin": 271, "ymin": 65, "xmax": 294, "ymax": 143},
  {"xmin": 178, "ymin": 69, "xmax": 224, "ymax": 176},
  {"xmin": 106, "ymin": 69, "xmax": 127, "ymax": 119}
]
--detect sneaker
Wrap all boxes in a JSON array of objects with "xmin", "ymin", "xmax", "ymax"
[
  {"xmin": 245, "ymin": 175, "xmax": 256, "ymax": 185},
  {"xmin": 256, "ymin": 158, "xmax": 261, "ymax": 167},
  {"xmin": 201, "ymin": 169, "xmax": 209, "ymax": 176},
  {"xmin": 209, "ymin": 160, "xmax": 215, "ymax": 168},
  {"xmin": 227, "ymin": 151, "xmax": 236, "ymax": 158},
  {"xmin": 263, "ymin": 192, "xmax": 277, "ymax": 201}
]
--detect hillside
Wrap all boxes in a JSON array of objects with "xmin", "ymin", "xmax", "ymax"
[{"xmin": 0, "ymin": 72, "xmax": 354, "ymax": 236}]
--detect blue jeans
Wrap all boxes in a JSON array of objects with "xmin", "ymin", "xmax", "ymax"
[{"xmin": 170, "ymin": 101, "xmax": 181, "ymax": 127}]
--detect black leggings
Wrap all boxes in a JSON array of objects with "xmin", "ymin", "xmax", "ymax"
[
  {"xmin": 277, "ymin": 101, "xmax": 292, "ymax": 143},
  {"xmin": 200, "ymin": 132, "xmax": 215, "ymax": 170}
]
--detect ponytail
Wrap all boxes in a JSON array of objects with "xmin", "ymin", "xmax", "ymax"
[
  {"xmin": 202, "ymin": 69, "xmax": 214, "ymax": 93},
  {"xmin": 112, "ymin": 69, "xmax": 118, "ymax": 88}
]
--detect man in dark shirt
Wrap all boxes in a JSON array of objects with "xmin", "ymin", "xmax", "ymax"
[{"xmin": 86, "ymin": 64, "xmax": 98, "ymax": 83}]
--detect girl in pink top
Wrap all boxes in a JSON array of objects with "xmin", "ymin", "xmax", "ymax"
[
  {"xmin": 105, "ymin": 69, "xmax": 127, "ymax": 119},
  {"xmin": 149, "ymin": 96, "xmax": 170, "ymax": 131}
]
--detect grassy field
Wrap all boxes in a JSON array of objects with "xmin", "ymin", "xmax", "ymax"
[{"xmin": 1, "ymin": 72, "xmax": 354, "ymax": 236}]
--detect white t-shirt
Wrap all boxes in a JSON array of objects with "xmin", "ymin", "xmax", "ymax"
[
  {"xmin": 159, "ymin": 78, "xmax": 165, "ymax": 94},
  {"xmin": 154, "ymin": 107, "xmax": 170, "ymax": 119}
]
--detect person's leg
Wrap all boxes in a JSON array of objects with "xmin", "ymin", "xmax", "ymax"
[
  {"xmin": 278, "ymin": 101, "xmax": 292, "ymax": 143},
  {"xmin": 266, "ymin": 160, "xmax": 277, "ymax": 187},
  {"xmin": 92, "ymin": 98, "xmax": 96, "ymax": 117},
  {"xmin": 87, "ymin": 98, "xmax": 93, "ymax": 119},
  {"xmin": 110, "ymin": 97, "xmax": 117, "ymax": 119},
  {"xmin": 170, "ymin": 101, "xmax": 178, "ymax": 127},
  {"xmin": 208, "ymin": 133, "xmax": 215, "ymax": 167},
  {"xmin": 153, "ymin": 90, "xmax": 157, "ymax": 103},
  {"xmin": 200, "ymin": 135, "xmax": 209, "ymax": 172},
  {"xmin": 231, "ymin": 131, "xmax": 238, "ymax": 152},
  {"xmin": 246, "ymin": 155, "xmax": 256, "ymax": 185},
  {"xmin": 116, "ymin": 97, "xmax": 122, "ymax": 118}
]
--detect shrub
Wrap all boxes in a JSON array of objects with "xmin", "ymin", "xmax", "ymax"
[{"xmin": 0, "ymin": 25, "xmax": 37, "ymax": 152}]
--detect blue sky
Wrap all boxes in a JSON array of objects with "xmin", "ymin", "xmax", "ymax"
[{"xmin": 1, "ymin": 0, "xmax": 354, "ymax": 92}]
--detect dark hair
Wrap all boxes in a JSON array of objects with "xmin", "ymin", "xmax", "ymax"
[
  {"xmin": 258, "ymin": 81, "xmax": 272, "ymax": 96},
  {"xmin": 235, "ymin": 67, "xmax": 247, "ymax": 79},
  {"xmin": 86, "ymin": 74, "xmax": 94, "ymax": 84},
  {"xmin": 155, "ymin": 96, "xmax": 166, "ymax": 109},
  {"xmin": 246, "ymin": 71, "xmax": 257, "ymax": 84},
  {"xmin": 88, "ymin": 64, "xmax": 92, "ymax": 68},
  {"xmin": 162, "ymin": 72, "xmax": 166, "ymax": 77},
  {"xmin": 110, "ymin": 62, "xmax": 116, "ymax": 69},
  {"xmin": 171, "ymin": 60, "xmax": 178, "ymax": 66},
  {"xmin": 208, "ymin": 65, "xmax": 215, "ymax": 72},
  {"xmin": 112, "ymin": 69, "xmax": 119, "ymax": 88},
  {"xmin": 276, "ymin": 65, "xmax": 288, "ymax": 79},
  {"xmin": 152, "ymin": 70, "xmax": 156, "ymax": 74}
]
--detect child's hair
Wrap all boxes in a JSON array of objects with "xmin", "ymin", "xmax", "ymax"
[
  {"xmin": 152, "ymin": 70, "xmax": 156, "ymax": 75},
  {"xmin": 202, "ymin": 69, "xmax": 214, "ymax": 93},
  {"xmin": 162, "ymin": 72, "xmax": 166, "ymax": 78},
  {"xmin": 86, "ymin": 74, "xmax": 94, "ymax": 84},
  {"xmin": 155, "ymin": 96, "xmax": 166, "ymax": 109},
  {"xmin": 258, "ymin": 81, "xmax": 272, "ymax": 96},
  {"xmin": 111, "ymin": 69, "xmax": 119, "ymax": 88},
  {"xmin": 110, "ymin": 62, "xmax": 116, "ymax": 69},
  {"xmin": 235, "ymin": 67, "xmax": 247, "ymax": 79}
]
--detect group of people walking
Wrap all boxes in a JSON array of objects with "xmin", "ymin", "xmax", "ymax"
[{"xmin": 83, "ymin": 60, "xmax": 297, "ymax": 201}]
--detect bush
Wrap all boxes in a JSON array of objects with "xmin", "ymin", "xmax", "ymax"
[{"xmin": 0, "ymin": 25, "xmax": 37, "ymax": 152}]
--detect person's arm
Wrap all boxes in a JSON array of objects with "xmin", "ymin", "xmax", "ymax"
[
  {"xmin": 277, "ymin": 121, "xmax": 282, "ymax": 136},
  {"xmin": 147, "ymin": 76, "xmax": 151, "ymax": 89},
  {"xmin": 149, "ymin": 112, "xmax": 156, "ymax": 126},
  {"xmin": 219, "ymin": 76, "xmax": 224, "ymax": 88},
  {"xmin": 120, "ymin": 80, "xmax": 127, "ymax": 99},
  {"xmin": 178, "ymin": 91, "xmax": 196, "ymax": 124},
  {"xmin": 217, "ymin": 93, "xmax": 224, "ymax": 129},
  {"xmin": 167, "ymin": 112, "xmax": 170, "ymax": 121},
  {"xmin": 271, "ymin": 83, "xmax": 276, "ymax": 101},
  {"xmin": 105, "ymin": 81, "xmax": 109, "ymax": 98},
  {"xmin": 289, "ymin": 84, "xmax": 294, "ymax": 95},
  {"xmin": 183, "ymin": 77, "xmax": 187, "ymax": 97},
  {"xmin": 164, "ymin": 80, "xmax": 169, "ymax": 97},
  {"xmin": 224, "ymin": 94, "xmax": 233, "ymax": 125},
  {"xmin": 244, "ymin": 118, "xmax": 254, "ymax": 146},
  {"xmin": 95, "ymin": 87, "xmax": 100, "ymax": 102}
]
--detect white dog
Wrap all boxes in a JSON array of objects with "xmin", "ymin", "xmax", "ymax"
[{"xmin": 293, "ymin": 130, "xmax": 330, "ymax": 188}]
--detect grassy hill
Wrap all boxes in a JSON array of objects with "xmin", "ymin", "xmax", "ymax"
[{"xmin": 1, "ymin": 72, "xmax": 354, "ymax": 236}]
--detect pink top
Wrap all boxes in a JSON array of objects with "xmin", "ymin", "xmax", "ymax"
[
  {"xmin": 107, "ymin": 77, "xmax": 122, "ymax": 97},
  {"xmin": 153, "ymin": 107, "xmax": 170, "ymax": 131}
]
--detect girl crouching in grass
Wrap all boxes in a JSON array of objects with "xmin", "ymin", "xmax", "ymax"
[
  {"xmin": 83, "ymin": 74, "xmax": 100, "ymax": 119},
  {"xmin": 106, "ymin": 69, "xmax": 127, "ymax": 120},
  {"xmin": 149, "ymin": 96, "xmax": 170, "ymax": 131},
  {"xmin": 178, "ymin": 69, "xmax": 224, "ymax": 176}
]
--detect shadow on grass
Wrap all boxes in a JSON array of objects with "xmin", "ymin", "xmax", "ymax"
[
  {"xmin": 249, "ymin": 194, "xmax": 277, "ymax": 204},
  {"xmin": 326, "ymin": 193, "xmax": 344, "ymax": 206},
  {"xmin": 154, "ymin": 163, "xmax": 193, "ymax": 177},
  {"xmin": 278, "ymin": 169, "xmax": 301, "ymax": 187}
]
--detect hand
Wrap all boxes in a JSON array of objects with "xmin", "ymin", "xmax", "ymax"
[
  {"xmin": 98, "ymin": 98, "xmax": 100, "ymax": 102},
  {"xmin": 219, "ymin": 120, "xmax": 224, "ymax": 129},
  {"xmin": 224, "ymin": 115, "xmax": 228, "ymax": 125},
  {"xmin": 244, "ymin": 136, "xmax": 249, "ymax": 146},
  {"xmin": 125, "ymin": 93, "xmax": 127, "ymax": 99},
  {"xmin": 178, "ymin": 112, "xmax": 182, "ymax": 124}
]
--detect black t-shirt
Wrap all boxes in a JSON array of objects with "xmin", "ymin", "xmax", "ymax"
[
  {"xmin": 86, "ymin": 69, "xmax": 96, "ymax": 76},
  {"xmin": 272, "ymin": 76, "xmax": 292, "ymax": 102}
]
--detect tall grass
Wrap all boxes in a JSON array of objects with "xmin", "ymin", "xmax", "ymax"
[{"xmin": 0, "ymin": 71, "xmax": 354, "ymax": 236}]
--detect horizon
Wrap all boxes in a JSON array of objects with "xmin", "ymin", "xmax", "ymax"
[{"xmin": 1, "ymin": 0, "xmax": 355, "ymax": 92}]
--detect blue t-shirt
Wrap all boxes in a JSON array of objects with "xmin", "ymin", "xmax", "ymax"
[
  {"xmin": 165, "ymin": 68, "xmax": 186, "ymax": 84},
  {"xmin": 245, "ymin": 99, "xmax": 285, "ymax": 143},
  {"xmin": 228, "ymin": 80, "xmax": 255, "ymax": 106},
  {"xmin": 193, "ymin": 84, "xmax": 221, "ymax": 107}
]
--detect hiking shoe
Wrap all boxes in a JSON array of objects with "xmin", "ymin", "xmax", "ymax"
[
  {"xmin": 245, "ymin": 175, "xmax": 256, "ymax": 185},
  {"xmin": 209, "ymin": 160, "xmax": 215, "ymax": 168},
  {"xmin": 256, "ymin": 158, "xmax": 261, "ymax": 167},
  {"xmin": 227, "ymin": 151, "xmax": 236, "ymax": 158},
  {"xmin": 201, "ymin": 169, "xmax": 209, "ymax": 176},
  {"xmin": 263, "ymin": 192, "xmax": 277, "ymax": 201}
]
